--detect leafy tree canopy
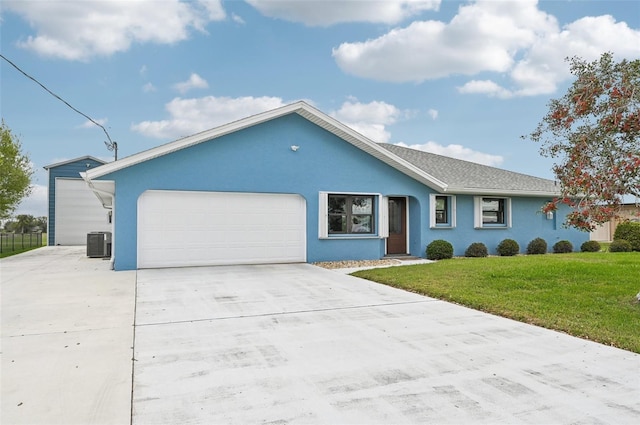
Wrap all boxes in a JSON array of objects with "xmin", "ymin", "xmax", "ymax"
[
  {"xmin": 3, "ymin": 215, "xmax": 46, "ymax": 233},
  {"xmin": 526, "ymin": 52, "xmax": 640, "ymax": 231},
  {"xmin": 0, "ymin": 120, "xmax": 33, "ymax": 220}
]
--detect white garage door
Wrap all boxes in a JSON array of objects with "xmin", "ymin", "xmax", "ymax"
[
  {"xmin": 55, "ymin": 178, "xmax": 111, "ymax": 245},
  {"xmin": 137, "ymin": 190, "xmax": 306, "ymax": 269}
]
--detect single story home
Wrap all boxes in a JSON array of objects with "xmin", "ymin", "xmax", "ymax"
[
  {"xmin": 44, "ymin": 156, "xmax": 111, "ymax": 245},
  {"xmin": 82, "ymin": 101, "xmax": 588, "ymax": 271}
]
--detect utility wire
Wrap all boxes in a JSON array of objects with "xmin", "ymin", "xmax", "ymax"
[{"xmin": 0, "ymin": 53, "xmax": 117, "ymax": 158}]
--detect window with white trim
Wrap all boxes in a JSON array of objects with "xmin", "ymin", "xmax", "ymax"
[
  {"xmin": 319, "ymin": 192, "xmax": 384, "ymax": 238},
  {"xmin": 474, "ymin": 197, "xmax": 512, "ymax": 228},
  {"xmin": 429, "ymin": 194, "xmax": 456, "ymax": 228}
]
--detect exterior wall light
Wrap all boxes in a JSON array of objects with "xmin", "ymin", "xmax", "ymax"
[{"xmin": 546, "ymin": 211, "xmax": 554, "ymax": 220}]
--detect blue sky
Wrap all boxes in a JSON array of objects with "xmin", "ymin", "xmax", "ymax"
[{"xmin": 2, "ymin": 0, "xmax": 639, "ymax": 217}]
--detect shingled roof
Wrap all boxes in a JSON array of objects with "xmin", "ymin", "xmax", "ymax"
[
  {"xmin": 83, "ymin": 100, "xmax": 559, "ymax": 198},
  {"xmin": 379, "ymin": 143, "xmax": 559, "ymax": 196}
]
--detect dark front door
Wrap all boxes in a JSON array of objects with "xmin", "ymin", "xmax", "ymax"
[{"xmin": 387, "ymin": 197, "xmax": 407, "ymax": 255}]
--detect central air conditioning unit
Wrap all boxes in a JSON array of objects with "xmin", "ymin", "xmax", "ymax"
[{"xmin": 87, "ymin": 232, "xmax": 112, "ymax": 258}]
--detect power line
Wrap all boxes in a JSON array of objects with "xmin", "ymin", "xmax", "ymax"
[{"xmin": 0, "ymin": 53, "xmax": 118, "ymax": 160}]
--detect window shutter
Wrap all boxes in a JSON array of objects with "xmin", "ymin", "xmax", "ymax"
[
  {"xmin": 379, "ymin": 196, "xmax": 389, "ymax": 238},
  {"xmin": 450, "ymin": 196, "xmax": 457, "ymax": 228},
  {"xmin": 429, "ymin": 194, "xmax": 436, "ymax": 228},
  {"xmin": 318, "ymin": 192, "xmax": 328, "ymax": 238},
  {"xmin": 506, "ymin": 198, "xmax": 512, "ymax": 228},
  {"xmin": 474, "ymin": 196, "xmax": 482, "ymax": 228}
]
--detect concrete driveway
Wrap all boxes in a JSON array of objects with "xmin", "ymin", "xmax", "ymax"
[
  {"xmin": 3, "ymin": 248, "xmax": 639, "ymax": 424},
  {"xmin": 1, "ymin": 247, "xmax": 136, "ymax": 425},
  {"xmin": 134, "ymin": 263, "xmax": 640, "ymax": 424}
]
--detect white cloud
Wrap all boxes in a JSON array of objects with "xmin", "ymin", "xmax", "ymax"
[
  {"xmin": 232, "ymin": 13, "xmax": 246, "ymax": 24},
  {"xmin": 427, "ymin": 109, "xmax": 438, "ymax": 120},
  {"xmin": 78, "ymin": 118, "xmax": 108, "ymax": 129},
  {"xmin": 14, "ymin": 184, "xmax": 48, "ymax": 217},
  {"xmin": 173, "ymin": 73, "xmax": 209, "ymax": 94},
  {"xmin": 4, "ymin": 0, "xmax": 226, "ymax": 61},
  {"xmin": 131, "ymin": 95, "xmax": 287, "ymax": 139},
  {"xmin": 246, "ymin": 0, "xmax": 440, "ymax": 26},
  {"xmin": 333, "ymin": 0, "xmax": 640, "ymax": 96},
  {"xmin": 142, "ymin": 82, "xmax": 157, "ymax": 93},
  {"xmin": 331, "ymin": 99, "xmax": 410, "ymax": 143},
  {"xmin": 396, "ymin": 141, "xmax": 504, "ymax": 167},
  {"xmin": 457, "ymin": 80, "xmax": 513, "ymax": 99},
  {"xmin": 139, "ymin": 65, "xmax": 148, "ymax": 76}
]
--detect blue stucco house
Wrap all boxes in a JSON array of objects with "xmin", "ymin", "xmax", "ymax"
[{"xmin": 82, "ymin": 101, "xmax": 588, "ymax": 271}]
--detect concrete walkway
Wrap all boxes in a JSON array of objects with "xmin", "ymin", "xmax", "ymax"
[
  {"xmin": 1, "ymin": 247, "xmax": 136, "ymax": 425},
  {"xmin": 2, "ymin": 248, "xmax": 639, "ymax": 424}
]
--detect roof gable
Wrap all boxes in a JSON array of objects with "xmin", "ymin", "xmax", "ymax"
[
  {"xmin": 84, "ymin": 101, "xmax": 448, "ymax": 191},
  {"xmin": 44, "ymin": 155, "xmax": 106, "ymax": 170},
  {"xmin": 83, "ymin": 101, "xmax": 558, "ymax": 197}
]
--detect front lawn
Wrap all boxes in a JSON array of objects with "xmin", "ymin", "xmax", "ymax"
[{"xmin": 353, "ymin": 252, "xmax": 640, "ymax": 353}]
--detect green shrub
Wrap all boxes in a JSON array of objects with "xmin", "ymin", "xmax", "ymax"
[
  {"xmin": 580, "ymin": 240, "xmax": 601, "ymax": 252},
  {"xmin": 465, "ymin": 242, "xmax": 488, "ymax": 258},
  {"xmin": 426, "ymin": 239, "xmax": 454, "ymax": 260},
  {"xmin": 526, "ymin": 237, "xmax": 547, "ymax": 255},
  {"xmin": 613, "ymin": 221, "xmax": 640, "ymax": 251},
  {"xmin": 609, "ymin": 239, "xmax": 632, "ymax": 252},
  {"xmin": 497, "ymin": 239, "xmax": 519, "ymax": 256},
  {"xmin": 553, "ymin": 240, "xmax": 574, "ymax": 253}
]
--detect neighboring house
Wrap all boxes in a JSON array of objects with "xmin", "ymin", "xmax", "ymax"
[
  {"xmin": 44, "ymin": 156, "xmax": 111, "ymax": 245},
  {"xmin": 82, "ymin": 101, "xmax": 588, "ymax": 271},
  {"xmin": 590, "ymin": 203, "xmax": 640, "ymax": 242}
]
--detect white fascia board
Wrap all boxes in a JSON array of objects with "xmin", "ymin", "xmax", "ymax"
[
  {"xmin": 44, "ymin": 155, "xmax": 106, "ymax": 170},
  {"xmin": 83, "ymin": 101, "xmax": 449, "ymax": 192},
  {"xmin": 80, "ymin": 172, "xmax": 115, "ymax": 208},
  {"xmin": 84, "ymin": 102, "xmax": 310, "ymax": 180},
  {"xmin": 446, "ymin": 187, "xmax": 559, "ymax": 197},
  {"xmin": 297, "ymin": 105, "xmax": 449, "ymax": 192}
]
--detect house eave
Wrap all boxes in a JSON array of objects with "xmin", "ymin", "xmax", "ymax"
[
  {"xmin": 83, "ymin": 101, "xmax": 449, "ymax": 192},
  {"xmin": 445, "ymin": 187, "xmax": 560, "ymax": 197},
  {"xmin": 44, "ymin": 155, "xmax": 107, "ymax": 170},
  {"xmin": 80, "ymin": 172, "xmax": 115, "ymax": 208}
]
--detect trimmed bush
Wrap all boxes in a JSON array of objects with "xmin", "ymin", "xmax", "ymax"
[
  {"xmin": 496, "ymin": 239, "xmax": 519, "ymax": 256},
  {"xmin": 426, "ymin": 239, "xmax": 454, "ymax": 260},
  {"xmin": 609, "ymin": 239, "xmax": 632, "ymax": 252},
  {"xmin": 580, "ymin": 240, "xmax": 601, "ymax": 252},
  {"xmin": 526, "ymin": 237, "xmax": 547, "ymax": 255},
  {"xmin": 553, "ymin": 240, "xmax": 574, "ymax": 253},
  {"xmin": 465, "ymin": 242, "xmax": 488, "ymax": 258},
  {"xmin": 613, "ymin": 221, "xmax": 640, "ymax": 251}
]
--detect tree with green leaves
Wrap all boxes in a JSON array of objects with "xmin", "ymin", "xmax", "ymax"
[
  {"xmin": 526, "ymin": 53, "xmax": 640, "ymax": 231},
  {"xmin": 1, "ymin": 121, "xmax": 33, "ymax": 219},
  {"xmin": 13, "ymin": 214, "xmax": 36, "ymax": 233}
]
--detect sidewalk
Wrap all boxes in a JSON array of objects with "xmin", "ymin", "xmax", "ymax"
[{"xmin": 1, "ymin": 246, "xmax": 136, "ymax": 425}]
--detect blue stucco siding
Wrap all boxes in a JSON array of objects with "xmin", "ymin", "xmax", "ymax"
[
  {"xmin": 101, "ymin": 114, "xmax": 433, "ymax": 270},
  {"xmin": 46, "ymin": 158, "xmax": 105, "ymax": 245},
  {"xmin": 425, "ymin": 196, "xmax": 589, "ymax": 256},
  {"xmin": 98, "ymin": 113, "xmax": 588, "ymax": 270}
]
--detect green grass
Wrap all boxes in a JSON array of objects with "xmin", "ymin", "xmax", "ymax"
[
  {"xmin": 353, "ymin": 252, "xmax": 640, "ymax": 353},
  {"xmin": 0, "ymin": 233, "xmax": 46, "ymax": 258}
]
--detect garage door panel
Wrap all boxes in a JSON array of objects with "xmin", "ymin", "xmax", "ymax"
[
  {"xmin": 55, "ymin": 178, "xmax": 111, "ymax": 245},
  {"xmin": 137, "ymin": 191, "xmax": 306, "ymax": 268}
]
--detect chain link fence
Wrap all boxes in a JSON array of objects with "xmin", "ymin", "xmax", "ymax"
[{"xmin": 0, "ymin": 233, "xmax": 44, "ymax": 254}]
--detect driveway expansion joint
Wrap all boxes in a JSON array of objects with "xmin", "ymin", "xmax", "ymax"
[{"xmin": 135, "ymin": 299, "xmax": 439, "ymax": 327}]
